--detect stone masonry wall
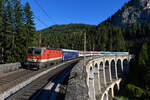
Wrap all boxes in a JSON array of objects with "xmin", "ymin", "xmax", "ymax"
[
  {"xmin": 0, "ymin": 63, "xmax": 21, "ymax": 72},
  {"xmin": 65, "ymin": 59, "xmax": 89, "ymax": 100}
]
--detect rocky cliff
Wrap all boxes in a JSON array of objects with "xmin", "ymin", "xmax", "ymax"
[{"xmin": 108, "ymin": 0, "xmax": 150, "ymax": 26}]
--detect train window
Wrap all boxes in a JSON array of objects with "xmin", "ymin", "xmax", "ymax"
[
  {"xmin": 27, "ymin": 48, "xmax": 33, "ymax": 54},
  {"xmin": 34, "ymin": 49, "xmax": 41, "ymax": 55}
]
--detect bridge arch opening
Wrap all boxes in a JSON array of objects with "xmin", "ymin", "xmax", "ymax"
[
  {"xmin": 94, "ymin": 63, "xmax": 98, "ymax": 73},
  {"xmin": 123, "ymin": 59, "xmax": 129, "ymax": 74},
  {"xmin": 108, "ymin": 88, "xmax": 113, "ymax": 100},
  {"xmin": 94, "ymin": 63, "xmax": 99, "ymax": 94},
  {"xmin": 105, "ymin": 60, "xmax": 111, "ymax": 83},
  {"xmin": 100, "ymin": 62, "xmax": 103, "ymax": 69},
  {"xmin": 90, "ymin": 66, "xmax": 93, "ymax": 75},
  {"xmin": 117, "ymin": 59, "xmax": 122, "ymax": 78},
  {"xmin": 99, "ymin": 62, "xmax": 105, "ymax": 86},
  {"xmin": 103, "ymin": 93, "xmax": 108, "ymax": 100},
  {"xmin": 111, "ymin": 60, "xmax": 116, "ymax": 79},
  {"xmin": 113, "ymin": 84, "xmax": 119, "ymax": 96}
]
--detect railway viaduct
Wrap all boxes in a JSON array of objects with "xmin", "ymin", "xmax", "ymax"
[{"xmin": 86, "ymin": 55, "xmax": 132, "ymax": 100}]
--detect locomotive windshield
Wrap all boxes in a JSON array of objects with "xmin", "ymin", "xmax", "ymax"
[
  {"xmin": 27, "ymin": 48, "xmax": 33, "ymax": 54},
  {"xmin": 34, "ymin": 49, "xmax": 42, "ymax": 55},
  {"xmin": 27, "ymin": 48, "xmax": 42, "ymax": 55}
]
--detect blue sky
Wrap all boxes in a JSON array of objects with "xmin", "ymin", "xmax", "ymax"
[{"xmin": 22, "ymin": 0, "xmax": 130, "ymax": 30}]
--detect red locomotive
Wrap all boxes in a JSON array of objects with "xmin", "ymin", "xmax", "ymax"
[{"xmin": 26, "ymin": 47, "xmax": 62, "ymax": 69}]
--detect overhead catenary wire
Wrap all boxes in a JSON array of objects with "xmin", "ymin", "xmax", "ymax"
[
  {"xmin": 33, "ymin": 0, "xmax": 56, "ymax": 25},
  {"xmin": 34, "ymin": 15, "xmax": 48, "ymax": 27},
  {"xmin": 24, "ymin": 0, "xmax": 48, "ymax": 27}
]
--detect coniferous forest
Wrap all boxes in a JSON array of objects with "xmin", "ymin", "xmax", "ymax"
[
  {"xmin": 0, "ymin": 0, "xmax": 38, "ymax": 63},
  {"xmin": 0, "ymin": 0, "xmax": 150, "ymax": 99}
]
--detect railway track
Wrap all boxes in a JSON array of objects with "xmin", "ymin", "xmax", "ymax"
[
  {"xmin": 0, "ymin": 69, "xmax": 33, "ymax": 92},
  {"xmin": 0, "ymin": 67, "xmax": 52, "ymax": 93},
  {"xmin": 4, "ymin": 59, "xmax": 79, "ymax": 100},
  {"xmin": 33, "ymin": 62, "xmax": 74, "ymax": 100}
]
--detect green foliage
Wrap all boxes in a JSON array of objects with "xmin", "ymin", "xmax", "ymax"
[
  {"xmin": 0, "ymin": 0, "xmax": 37, "ymax": 63},
  {"xmin": 127, "ymin": 84, "xmax": 145, "ymax": 98},
  {"xmin": 120, "ymin": 96, "xmax": 129, "ymax": 100},
  {"xmin": 0, "ymin": 0, "xmax": 4, "ymax": 63},
  {"xmin": 24, "ymin": 2, "xmax": 37, "ymax": 47},
  {"xmin": 118, "ymin": 42, "xmax": 150, "ymax": 99},
  {"xmin": 40, "ymin": 22, "xmax": 127, "ymax": 51},
  {"xmin": 138, "ymin": 43, "xmax": 149, "ymax": 66}
]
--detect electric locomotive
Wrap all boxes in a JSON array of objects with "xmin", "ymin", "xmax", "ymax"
[{"xmin": 26, "ymin": 47, "xmax": 62, "ymax": 69}]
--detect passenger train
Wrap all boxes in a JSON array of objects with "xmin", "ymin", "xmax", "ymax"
[{"xmin": 25, "ymin": 47, "xmax": 129, "ymax": 69}]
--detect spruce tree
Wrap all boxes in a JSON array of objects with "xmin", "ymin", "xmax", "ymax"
[
  {"xmin": 24, "ymin": 2, "xmax": 37, "ymax": 47},
  {"xmin": 138, "ymin": 43, "xmax": 149, "ymax": 67},
  {"xmin": 13, "ymin": 0, "xmax": 26, "ymax": 61},
  {"xmin": 0, "ymin": 0, "xmax": 4, "ymax": 63},
  {"xmin": 4, "ymin": 0, "xmax": 15, "ymax": 62},
  {"xmin": 137, "ymin": 43, "xmax": 150, "ymax": 94}
]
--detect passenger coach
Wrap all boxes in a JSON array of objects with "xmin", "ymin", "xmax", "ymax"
[{"xmin": 62, "ymin": 49, "xmax": 79, "ymax": 60}]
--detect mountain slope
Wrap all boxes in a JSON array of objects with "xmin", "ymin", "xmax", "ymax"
[
  {"xmin": 40, "ymin": 24, "xmax": 96, "ymax": 36},
  {"xmin": 107, "ymin": 0, "xmax": 150, "ymax": 26}
]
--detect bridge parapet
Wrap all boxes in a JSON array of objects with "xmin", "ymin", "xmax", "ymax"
[{"xmin": 86, "ymin": 55, "xmax": 132, "ymax": 100}]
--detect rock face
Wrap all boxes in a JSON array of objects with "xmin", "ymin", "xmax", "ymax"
[
  {"xmin": 109, "ymin": 0, "xmax": 150, "ymax": 26},
  {"xmin": 65, "ymin": 60, "xmax": 89, "ymax": 100}
]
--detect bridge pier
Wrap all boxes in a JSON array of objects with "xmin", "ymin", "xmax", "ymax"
[
  {"xmin": 115, "ymin": 59, "xmax": 118, "ymax": 80},
  {"xmin": 93, "ymin": 62, "xmax": 101, "ymax": 96},
  {"xmin": 121, "ymin": 60, "xmax": 124, "ymax": 73},
  {"xmin": 88, "ymin": 65, "xmax": 95, "ymax": 100},
  {"xmin": 97, "ymin": 63, "xmax": 102, "ymax": 93},
  {"xmin": 103, "ymin": 58, "xmax": 107, "ymax": 87},
  {"xmin": 108, "ymin": 62, "xmax": 112, "ymax": 82},
  {"xmin": 103, "ymin": 66, "xmax": 107, "ymax": 87}
]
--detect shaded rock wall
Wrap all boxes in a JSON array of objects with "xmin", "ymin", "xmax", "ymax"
[{"xmin": 65, "ymin": 60, "xmax": 89, "ymax": 100}]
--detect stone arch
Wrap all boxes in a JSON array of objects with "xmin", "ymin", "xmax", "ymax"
[
  {"xmin": 123, "ymin": 59, "xmax": 129, "ymax": 74},
  {"xmin": 94, "ymin": 63, "xmax": 98, "ymax": 73},
  {"xmin": 103, "ymin": 93, "xmax": 108, "ymax": 100},
  {"xmin": 117, "ymin": 59, "xmax": 122, "ymax": 78},
  {"xmin": 105, "ymin": 60, "xmax": 111, "ymax": 83},
  {"xmin": 90, "ymin": 66, "xmax": 93, "ymax": 75},
  {"xmin": 110, "ymin": 60, "xmax": 116, "ymax": 79},
  {"xmin": 100, "ymin": 61, "xmax": 104, "ymax": 69},
  {"xmin": 108, "ymin": 88, "xmax": 113, "ymax": 100},
  {"xmin": 99, "ymin": 61, "xmax": 106, "ymax": 86},
  {"xmin": 113, "ymin": 83, "xmax": 119, "ymax": 96},
  {"xmin": 94, "ymin": 63, "xmax": 99, "ymax": 95}
]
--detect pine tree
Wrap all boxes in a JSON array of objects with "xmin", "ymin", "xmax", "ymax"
[
  {"xmin": 138, "ymin": 43, "xmax": 149, "ymax": 67},
  {"xmin": 24, "ymin": 2, "xmax": 37, "ymax": 47},
  {"xmin": 13, "ymin": 0, "xmax": 26, "ymax": 62},
  {"xmin": 4, "ymin": 0, "xmax": 15, "ymax": 62},
  {"xmin": 0, "ymin": 0, "xmax": 4, "ymax": 63},
  {"xmin": 113, "ymin": 28, "xmax": 126, "ymax": 51}
]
